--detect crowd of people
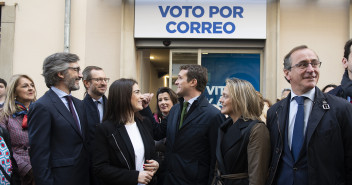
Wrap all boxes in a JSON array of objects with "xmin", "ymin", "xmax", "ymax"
[{"xmin": 0, "ymin": 39, "xmax": 352, "ymax": 185}]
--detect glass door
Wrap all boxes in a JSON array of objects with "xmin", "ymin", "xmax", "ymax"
[{"xmin": 169, "ymin": 49, "xmax": 199, "ymax": 91}]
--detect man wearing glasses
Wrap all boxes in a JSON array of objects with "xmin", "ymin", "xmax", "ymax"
[
  {"xmin": 82, "ymin": 66, "xmax": 109, "ymax": 141},
  {"xmin": 28, "ymin": 53, "xmax": 91, "ymax": 185},
  {"xmin": 266, "ymin": 45, "xmax": 352, "ymax": 185}
]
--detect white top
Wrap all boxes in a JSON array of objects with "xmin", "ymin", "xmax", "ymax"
[
  {"xmin": 288, "ymin": 87, "xmax": 315, "ymax": 149},
  {"xmin": 125, "ymin": 122, "xmax": 145, "ymax": 185}
]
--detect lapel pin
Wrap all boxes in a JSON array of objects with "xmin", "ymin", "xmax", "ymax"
[{"xmin": 322, "ymin": 100, "xmax": 330, "ymax": 110}]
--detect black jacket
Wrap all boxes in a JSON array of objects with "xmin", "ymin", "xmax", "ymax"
[
  {"xmin": 92, "ymin": 117, "xmax": 157, "ymax": 185},
  {"xmin": 266, "ymin": 87, "xmax": 352, "ymax": 185}
]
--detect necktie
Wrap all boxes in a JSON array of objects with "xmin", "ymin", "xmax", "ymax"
[
  {"xmin": 291, "ymin": 96, "xmax": 305, "ymax": 161},
  {"xmin": 179, "ymin": 101, "xmax": 189, "ymax": 129},
  {"xmin": 65, "ymin": 95, "xmax": 81, "ymax": 132},
  {"xmin": 95, "ymin": 100, "xmax": 101, "ymax": 123}
]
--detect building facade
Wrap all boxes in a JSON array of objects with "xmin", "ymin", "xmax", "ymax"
[{"xmin": 0, "ymin": 0, "xmax": 351, "ymax": 110}]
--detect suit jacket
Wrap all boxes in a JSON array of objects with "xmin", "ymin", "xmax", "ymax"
[
  {"xmin": 83, "ymin": 93, "xmax": 107, "ymax": 143},
  {"xmin": 266, "ymin": 87, "xmax": 352, "ymax": 185},
  {"xmin": 92, "ymin": 117, "xmax": 157, "ymax": 185},
  {"xmin": 28, "ymin": 89, "xmax": 90, "ymax": 185},
  {"xmin": 163, "ymin": 94, "xmax": 225, "ymax": 185},
  {"xmin": 215, "ymin": 118, "xmax": 270, "ymax": 185}
]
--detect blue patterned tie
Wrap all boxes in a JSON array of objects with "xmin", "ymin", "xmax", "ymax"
[{"xmin": 292, "ymin": 96, "xmax": 305, "ymax": 161}]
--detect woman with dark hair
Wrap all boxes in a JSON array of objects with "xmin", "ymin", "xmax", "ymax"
[
  {"xmin": 0, "ymin": 74, "xmax": 36, "ymax": 185},
  {"xmin": 322, "ymin": 84, "xmax": 337, "ymax": 93},
  {"xmin": 92, "ymin": 78, "xmax": 159, "ymax": 185},
  {"xmin": 152, "ymin": 87, "xmax": 177, "ymax": 185},
  {"xmin": 212, "ymin": 78, "xmax": 270, "ymax": 185},
  {"xmin": 153, "ymin": 87, "xmax": 178, "ymax": 123}
]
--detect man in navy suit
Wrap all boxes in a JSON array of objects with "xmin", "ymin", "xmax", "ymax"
[
  {"xmin": 82, "ymin": 66, "xmax": 108, "ymax": 142},
  {"xmin": 143, "ymin": 64, "xmax": 225, "ymax": 185},
  {"xmin": 28, "ymin": 53, "xmax": 91, "ymax": 185},
  {"xmin": 266, "ymin": 45, "xmax": 352, "ymax": 185}
]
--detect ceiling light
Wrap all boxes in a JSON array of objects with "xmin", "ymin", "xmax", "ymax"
[{"xmin": 150, "ymin": 56, "xmax": 155, "ymax": 60}]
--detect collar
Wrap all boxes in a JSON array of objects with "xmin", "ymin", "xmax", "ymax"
[
  {"xmin": 92, "ymin": 96, "xmax": 103, "ymax": 103},
  {"xmin": 290, "ymin": 87, "xmax": 315, "ymax": 102},
  {"xmin": 51, "ymin": 86, "xmax": 70, "ymax": 98},
  {"xmin": 187, "ymin": 95, "xmax": 199, "ymax": 105}
]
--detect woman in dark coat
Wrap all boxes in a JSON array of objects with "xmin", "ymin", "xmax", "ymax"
[
  {"xmin": 92, "ymin": 78, "xmax": 159, "ymax": 185},
  {"xmin": 212, "ymin": 78, "xmax": 270, "ymax": 185}
]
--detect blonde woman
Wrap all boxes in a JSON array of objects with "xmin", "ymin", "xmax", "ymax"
[
  {"xmin": 0, "ymin": 74, "xmax": 36, "ymax": 185},
  {"xmin": 212, "ymin": 78, "xmax": 270, "ymax": 185}
]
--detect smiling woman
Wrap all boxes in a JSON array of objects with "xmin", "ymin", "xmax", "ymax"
[
  {"xmin": 92, "ymin": 78, "xmax": 159, "ymax": 185},
  {"xmin": 0, "ymin": 74, "xmax": 37, "ymax": 185}
]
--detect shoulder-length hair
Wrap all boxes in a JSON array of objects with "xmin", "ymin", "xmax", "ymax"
[
  {"xmin": 1, "ymin": 74, "xmax": 37, "ymax": 118},
  {"xmin": 226, "ymin": 78, "xmax": 263, "ymax": 121},
  {"xmin": 155, "ymin": 87, "xmax": 178, "ymax": 118},
  {"xmin": 103, "ymin": 78, "xmax": 142, "ymax": 124}
]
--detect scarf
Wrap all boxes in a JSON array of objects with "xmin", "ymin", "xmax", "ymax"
[{"xmin": 12, "ymin": 101, "xmax": 30, "ymax": 130}]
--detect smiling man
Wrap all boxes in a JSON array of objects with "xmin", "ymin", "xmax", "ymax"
[
  {"xmin": 159, "ymin": 64, "xmax": 225, "ymax": 185},
  {"xmin": 28, "ymin": 53, "xmax": 91, "ymax": 185},
  {"xmin": 266, "ymin": 45, "xmax": 352, "ymax": 185},
  {"xmin": 82, "ymin": 66, "xmax": 108, "ymax": 140}
]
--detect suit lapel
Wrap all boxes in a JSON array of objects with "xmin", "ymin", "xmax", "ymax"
[
  {"xmin": 179, "ymin": 95, "xmax": 207, "ymax": 131},
  {"xmin": 136, "ymin": 120, "xmax": 151, "ymax": 160},
  {"xmin": 84, "ymin": 94, "xmax": 100, "ymax": 124},
  {"xmin": 306, "ymin": 89, "xmax": 326, "ymax": 147},
  {"xmin": 169, "ymin": 105, "xmax": 180, "ymax": 147},
  {"xmin": 72, "ymin": 98, "xmax": 86, "ymax": 140},
  {"xmin": 117, "ymin": 124, "xmax": 136, "ymax": 169},
  {"xmin": 216, "ymin": 118, "xmax": 232, "ymax": 173},
  {"xmin": 48, "ymin": 89, "xmax": 83, "ymax": 138}
]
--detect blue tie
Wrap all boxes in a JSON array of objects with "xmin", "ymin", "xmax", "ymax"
[{"xmin": 292, "ymin": 96, "xmax": 305, "ymax": 161}]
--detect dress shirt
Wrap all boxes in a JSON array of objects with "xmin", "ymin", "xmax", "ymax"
[
  {"xmin": 186, "ymin": 95, "xmax": 199, "ymax": 112},
  {"xmin": 288, "ymin": 87, "xmax": 315, "ymax": 149},
  {"xmin": 51, "ymin": 87, "xmax": 81, "ymax": 130}
]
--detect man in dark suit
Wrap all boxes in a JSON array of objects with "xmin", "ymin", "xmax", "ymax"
[
  {"xmin": 82, "ymin": 66, "xmax": 108, "ymax": 142},
  {"xmin": 28, "ymin": 53, "xmax": 91, "ymax": 185},
  {"xmin": 145, "ymin": 64, "xmax": 225, "ymax": 185},
  {"xmin": 266, "ymin": 45, "xmax": 352, "ymax": 185},
  {"xmin": 329, "ymin": 39, "xmax": 352, "ymax": 101}
]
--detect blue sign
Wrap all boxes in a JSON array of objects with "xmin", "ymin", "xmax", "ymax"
[{"xmin": 202, "ymin": 53, "xmax": 260, "ymax": 107}]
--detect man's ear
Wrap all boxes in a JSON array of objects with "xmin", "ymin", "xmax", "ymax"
[
  {"xmin": 342, "ymin": 57, "xmax": 348, "ymax": 69},
  {"xmin": 83, "ymin": 80, "xmax": 90, "ymax": 89},
  {"xmin": 57, "ymin": 72, "xmax": 65, "ymax": 79},
  {"xmin": 283, "ymin": 69, "xmax": 291, "ymax": 83},
  {"xmin": 190, "ymin": 78, "xmax": 197, "ymax": 87}
]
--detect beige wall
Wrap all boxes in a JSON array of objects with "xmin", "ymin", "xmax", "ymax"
[
  {"xmin": 277, "ymin": 0, "xmax": 349, "ymax": 99},
  {"xmin": 1, "ymin": 0, "xmax": 351, "ymax": 102}
]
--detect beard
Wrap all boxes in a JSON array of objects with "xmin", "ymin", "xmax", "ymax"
[
  {"xmin": 91, "ymin": 86, "xmax": 105, "ymax": 97},
  {"xmin": 64, "ymin": 75, "xmax": 80, "ymax": 91}
]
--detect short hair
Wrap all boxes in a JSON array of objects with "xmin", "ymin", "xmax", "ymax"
[
  {"xmin": 42, "ymin": 52, "xmax": 80, "ymax": 88},
  {"xmin": 343, "ymin": 39, "xmax": 352, "ymax": 59},
  {"xmin": 82, "ymin": 66, "xmax": 103, "ymax": 90},
  {"xmin": 1, "ymin": 74, "xmax": 36, "ymax": 118},
  {"xmin": 226, "ymin": 78, "xmax": 263, "ymax": 121},
  {"xmin": 180, "ymin": 64, "xmax": 208, "ymax": 92},
  {"xmin": 322, "ymin": 84, "xmax": 337, "ymax": 93},
  {"xmin": 283, "ymin": 45, "xmax": 309, "ymax": 70},
  {"xmin": 104, "ymin": 78, "xmax": 142, "ymax": 124},
  {"xmin": 0, "ymin": 78, "xmax": 7, "ymax": 88},
  {"xmin": 155, "ymin": 87, "xmax": 178, "ymax": 119}
]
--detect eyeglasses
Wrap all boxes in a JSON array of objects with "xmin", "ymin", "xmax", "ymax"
[
  {"xmin": 289, "ymin": 60, "xmax": 322, "ymax": 70},
  {"xmin": 91, "ymin": 78, "xmax": 110, "ymax": 83},
  {"xmin": 67, "ymin": 67, "xmax": 81, "ymax": 73}
]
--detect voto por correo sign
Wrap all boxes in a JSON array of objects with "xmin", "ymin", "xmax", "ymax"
[{"xmin": 135, "ymin": 0, "xmax": 266, "ymax": 39}]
